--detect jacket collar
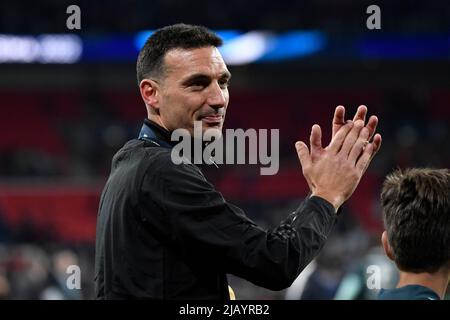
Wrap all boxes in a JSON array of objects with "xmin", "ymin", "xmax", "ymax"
[
  {"xmin": 139, "ymin": 119, "xmax": 175, "ymax": 148},
  {"xmin": 139, "ymin": 119, "xmax": 219, "ymax": 168}
]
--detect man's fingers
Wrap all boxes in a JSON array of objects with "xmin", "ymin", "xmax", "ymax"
[
  {"xmin": 365, "ymin": 115, "xmax": 378, "ymax": 141},
  {"xmin": 370, "ymin": 133, "xmax": 382, "ymax": 159},
  {"xmin": 356, "ymin": 142, "xmax": 374, "ymax": 172},
  {"xmin": 353, "ymin": 105, "xmax": 367, "ymax": 122},
  {"xmin": 332, "ymin": 105, "xmax": 345, "ymax": 137},
  {"xmin": 359, "ymin": 134, "xmax": 382, "ymax": 175},
  {"xmin": 328, "ymin": 121, "xmax": 354, "ymax": 153},
  {"xmin": 295, "ymin": 141, "xmax": 312, "ymax": 170},
  {"xmin": 338, "ymin": 120, "xmax": 365, "ymax": 156},
  {"xmin": 348, "ymin": 127, "xmax": 370, "ymax": 164},
  {"xmin": 310, "ymin": 124, "xmax": 323, "ymax": 158}
]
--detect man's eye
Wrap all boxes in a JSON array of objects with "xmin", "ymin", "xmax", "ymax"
[
  {"xmin": 219, "ymin": 80, "xmax": 230, "ymax": 88},
  {"xmin": 190, "ymin": 82, "xmax": 206, "ymax": 89}
]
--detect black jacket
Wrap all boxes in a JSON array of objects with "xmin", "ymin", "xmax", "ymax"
[{"xmin": 94, "ymin": 119, "xmax": 337, "ymax": 300}]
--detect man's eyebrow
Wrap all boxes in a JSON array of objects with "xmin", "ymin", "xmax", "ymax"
[
  {"xmin": 181, "ymin": 71, "xmax": 232, "ymax": 85},
  {"xmin": 181, "ymin": 73, "xmax": 211, "ymax": 86}
]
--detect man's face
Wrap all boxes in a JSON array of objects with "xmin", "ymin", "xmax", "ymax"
[{"xmin": 156, "ymin": 46, "xmax": 230, "ymax": 136}]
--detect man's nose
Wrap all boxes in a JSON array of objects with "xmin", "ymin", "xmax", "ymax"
[{"xmin": 206, "ymin": 82, "xmax": 227, "ymax": 109}]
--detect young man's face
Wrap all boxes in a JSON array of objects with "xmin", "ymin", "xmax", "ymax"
[{"xmin": 156, "ymin": 46, "xmax": 231, "ymax": 136}]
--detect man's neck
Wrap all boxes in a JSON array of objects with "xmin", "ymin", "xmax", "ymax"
[
  {"xmin": 397, "ymin": 269, "xmax": 449, "ymax": 299},
  {"xmin": 148, "ymin": 115, "xmax": 170, "ymax": 132}
]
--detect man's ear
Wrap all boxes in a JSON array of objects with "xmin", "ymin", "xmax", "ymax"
[
  {"xmin": 139, "ymin": 78, "xmax": 160, "ymax": 113},
  {"xmin": 381, "ymin": 231, "xmax": 395, "ymax": 261}
]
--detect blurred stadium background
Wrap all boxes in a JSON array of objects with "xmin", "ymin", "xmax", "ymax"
[{"xmin": 0, "ymin": 0, "xmax": 449, "ymax": 299}]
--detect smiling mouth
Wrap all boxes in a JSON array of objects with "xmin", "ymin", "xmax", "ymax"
[{"xmin": 200, "ymin": 115, "xmax": 223, "ymax": 125}]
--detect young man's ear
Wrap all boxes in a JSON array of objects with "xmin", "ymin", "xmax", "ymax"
[
  {"xmin": 381, "ymin": 231, "xmax": 395, "ymax": 261},
  {"xmin": 139, "ymin": 78, "xmax": 160, "ymax": 114}
]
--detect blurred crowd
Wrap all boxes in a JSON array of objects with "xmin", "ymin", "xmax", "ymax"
[
  {"xmin": 0, "ymin": 244, "xmax": 94, "ymax": 299},
  {"xmin": 1, "ymin": 87, "xmax": 449, "ymax": 179}
]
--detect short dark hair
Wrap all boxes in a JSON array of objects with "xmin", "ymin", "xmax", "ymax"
[
  {"xmin": 136, "ymin": 23, "xmax": 223, "ymax": 84},
  {"xmin": 381, "ymin": 168, "xmax": 450, "ymax": 273}
]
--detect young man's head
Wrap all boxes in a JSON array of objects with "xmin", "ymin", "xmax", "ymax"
[
  {"xmin": 137, "ymin": 23, "xmax": 231, "ymax": 136},
  {"xmin": 380, "ymin": 168, "xmax": 450, "ymax": 275}
]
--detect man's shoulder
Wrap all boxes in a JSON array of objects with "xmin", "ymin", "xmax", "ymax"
[
  {"xmin": 126, "ymin": 140, "xmax": 205, "ymax": 179},
  {"xmin": 114, "ymin": 138, "xmax": 171, "ymax": 163},
  {"xmin": 109, "ymin": 139, "xmax": 170, "ymax": 175},
  {"xmin": 377, "ymin": 285, "xmax": 441, "ymax": 300},
  {"xmin": 111, "ymin": 139, "xmax": 206, "ymax": 185}
]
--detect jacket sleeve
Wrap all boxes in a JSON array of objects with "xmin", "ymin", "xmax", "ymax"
[{"xmin": 141, "ymin": 160, "xmax": 337, "ymax": 291}]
